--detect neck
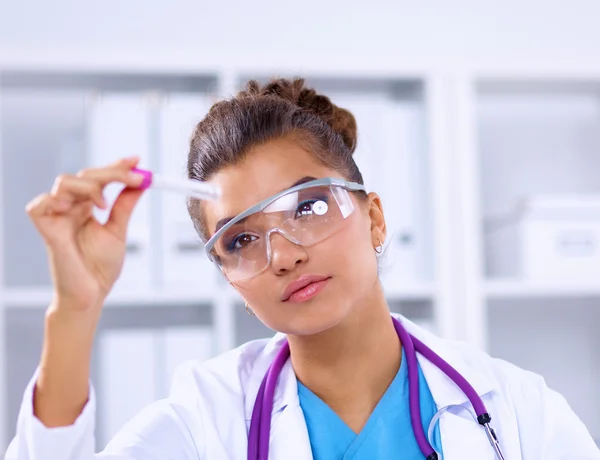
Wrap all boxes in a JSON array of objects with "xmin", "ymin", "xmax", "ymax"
[{"xmin": 287, "ymin": 283, "xmax": 401, "ymax": 431}]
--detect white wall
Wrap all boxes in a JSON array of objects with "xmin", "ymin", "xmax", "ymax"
[{"xmin": 2, "ymin": 0, "xmax": 600, "ymax": 70}]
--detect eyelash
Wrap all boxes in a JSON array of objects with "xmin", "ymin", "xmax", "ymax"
[
  {"xmin": 295, "ymin": 198, "xmax": 320, "ymax": 217},
  {"xmin": 225, "ymin": 196, "xmax": 329, "ymax": 252},
  {"xmin": 226, "ymin": 234, "xmax": 257, "ymax": 253}
]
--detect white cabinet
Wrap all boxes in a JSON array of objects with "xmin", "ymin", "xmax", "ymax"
[
  {"xmin": 379, "ymin": 98, "xmax": 431, "ymax": 285},
  {"xmin": 86, "ymin": 91, "xmax": 220, "ymax": 292},
  {"xmin": 161, "ymin": 326, "xmax": 215, "ymax": 394},
  {"xmin": 326, "ymin": 84, "xmax": 433, "ymax": 290},
  {"xmin": 86, "ymin": 94, "xmax": 153, "ymax": 292},
  {"xmin": 158, "ymin": 94, "xmax": 218, "ymax": 290},
  {"xmin": 97, "ymin": 329, "xmax": 160, "ymax": 446},
  {"xmin": 0, "ymin": 88, "xmax": 88, "ymax": 288},
  {"xmin": 97, "ymin": 324, "xmax": 214, "ymax": 448}
]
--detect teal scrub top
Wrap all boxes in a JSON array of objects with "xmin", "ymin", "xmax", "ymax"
[{"xmin": 297, "ymin": 348, "xmax": 443, "ymax": 459}]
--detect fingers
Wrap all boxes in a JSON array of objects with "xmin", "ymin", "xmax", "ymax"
[
  {"xmin": 47, "ymin": 158, "xmax": 145, "ymax": 209},
  {"xmin": 50, "ymin": 174, "xmax": 107, "ymax": 209},
  {"xmin": 25, "ymin": 193, "xmax": 72, "ymax": 219},
  {"xmin": 76, "ymin": 157, "xmax": 145, "ymax": 190},
  {"xmin": 104, "ymin": 187, "xmax": 145, "ymax": 239},
  {"xmin": 26, "ymin": 156, "xmax": 146, "ymax": 220}
]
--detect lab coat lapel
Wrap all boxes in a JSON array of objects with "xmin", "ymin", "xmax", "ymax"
[
  {"xmin": 269, "ymin": 403, "xmax": 313, "ymax": 460},
  {"xmin": 244, "ymin": 334, "xmax": 313, "ymax": 459},
  {"xmin": 437, "ymin": 407, "xmax": 498, "ymax": 459},
  {"xmin": 244, "ymin": 334, "xmax": 288, "ymax": 421},
  {"xmin": 398, "ymin": 314, "xmax": 496, "ymax": 407},
  {"xmin": 413, "ymin": 351, "xmax": 499, "ymax": 459},
  {"xmin": 266, "ymin": 355, "xmax": 313, "ymax": 459}
]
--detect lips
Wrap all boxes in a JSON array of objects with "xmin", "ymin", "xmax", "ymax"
[{"xmin": 281, "ymin": 274, "xmax": 331, "ymax": 302}]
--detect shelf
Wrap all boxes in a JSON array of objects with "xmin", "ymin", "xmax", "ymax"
[
  {"xmin": 2, "ymin": 281, "xmax": 437, "ymax": 308},
  {"xmin": 1, "ymin": 287, "xmax": 232, "ymax": 308},
  {"xmin": 381, "ymin": 281, "xmax": 437, "ymax": 301},
  {"xmin": 485, "ymin": 278, "xmax": 600, "ymax": 299}
]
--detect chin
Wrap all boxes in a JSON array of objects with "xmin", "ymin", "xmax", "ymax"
[{"xmin": 267, "ymin": 302, "xmax": 350, "ymax": 337}]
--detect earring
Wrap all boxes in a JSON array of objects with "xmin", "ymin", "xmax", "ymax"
[
  {"xmin": 374, "ymin": 239, "xmax": 384, "ymax": 254},
  {"xmin": 245, "ymin": 302, "xmax": 255, "ymax": 316}
]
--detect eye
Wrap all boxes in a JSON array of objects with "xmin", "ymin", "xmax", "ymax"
[
  {"xmin": 295, "ymin": 198, "xmax": 329, "ymax": 218},
  {"xmin": 226, "ymin": 233, "xmax": 258, "ymax": 252}
]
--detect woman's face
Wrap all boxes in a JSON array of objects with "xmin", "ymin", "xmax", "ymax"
[{"xmin": 203, "ymin": 137, "xmax": 386, "ymax": 336}]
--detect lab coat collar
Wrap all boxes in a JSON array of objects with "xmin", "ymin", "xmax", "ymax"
[
  {"xmin": 399, "ymin": 315, "xmax": 496, "ymax": 409},
  {"xmin": 243, "ymin": 332, "xmax": 299, "ymax": 421},
  {"xmin": 243, "ymin": 313, "xmax": 496, "ymax": 421}
]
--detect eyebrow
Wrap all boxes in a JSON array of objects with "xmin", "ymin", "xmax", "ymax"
[{"xmin": 213, "ymin": 176, "xmax": 318, "ymax": 233}]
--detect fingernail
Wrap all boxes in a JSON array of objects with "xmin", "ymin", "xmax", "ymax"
[
  {"xmin": 129, "ymin": 168, "xmax": 152, "ymax": 189},
  {"xmin": 128, "ymin": 171, "xmax": 144, "ymax": 183}
]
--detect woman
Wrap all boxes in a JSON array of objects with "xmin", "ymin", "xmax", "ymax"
[{"xmin": 5, "ymin": 78, "xmax": 599, "ymax": 460}]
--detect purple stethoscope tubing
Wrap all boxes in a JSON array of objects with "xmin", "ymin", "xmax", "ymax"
[
  {"xmin": 392, "ymin": 318, "xmax": 496, "ymax": 459},
  {"xmin": 247, "ymin": 342, "xmax": 290, "ymax": 460},
  {"xmin": 248, "ymin": 317, "xmax": 504, "ymax": 460}
]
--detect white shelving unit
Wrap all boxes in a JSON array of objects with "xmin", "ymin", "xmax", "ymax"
[
  {"xmin": 460, "ymin": 75, "xmax": 600, "ymax": 443},
  {"xmin": 485, "ymin": 278, "xmax": 600, "ymax": 299},
  {"xmin": 0, "ymin": 67, "xmax": 445, "ymax": 450},
  {"xmin": 0, "ymin": 72, "xmax": 8, "ymax": 454},
  {"xmin": 1, "ymin": 61, "xmax": 599, "ymax": 449}
]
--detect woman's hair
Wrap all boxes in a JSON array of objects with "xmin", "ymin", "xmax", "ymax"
[{"xmin": 187, "ymin": 77, "xmax": 366, "ymax": 241}]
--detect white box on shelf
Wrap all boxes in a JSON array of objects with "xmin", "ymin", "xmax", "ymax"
[
  {"xmin": 86, "ymin": 93, "xmax": 153, "ymax": 293},
  {"xmin": 519, "ymin": 195, "xmax": 600, "ymax": 282},
  {"xmin": 159, "ymin": 94, "xmax": 217, "ymax": 290}
]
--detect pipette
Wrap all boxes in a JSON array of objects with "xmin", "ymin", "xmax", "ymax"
[{"xmin": 132, "ymin": 167, "xmax": 221, "ymax": 201}]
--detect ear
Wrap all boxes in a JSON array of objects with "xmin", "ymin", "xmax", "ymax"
[{"xmin": 366, "ymin": 192, "xmax": 387, "ymax": 248}]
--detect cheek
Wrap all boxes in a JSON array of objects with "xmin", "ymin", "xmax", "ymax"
[
  {"xmin": 300, "ymin": 209, "xmax": 378, "ymax": 300},
  {"xmin": 233, "ymin": 274, "xmax": 284, "ymax": 315},
  {"xmin": 332, "ymin": 216, "xmax": 379, "ymax": 282}
]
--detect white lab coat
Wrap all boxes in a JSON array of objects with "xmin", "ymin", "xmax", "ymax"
[{"xmin": 5, "ymin": 313, "xmax": 600, "ymax": 460}]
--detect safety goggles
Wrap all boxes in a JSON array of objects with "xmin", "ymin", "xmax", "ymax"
[{"xmin": 205, "ymin": 177, "xmax": 366, "ymax": 282}]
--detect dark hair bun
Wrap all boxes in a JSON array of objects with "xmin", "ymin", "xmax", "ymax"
[{"xmin": 239, "ymin": 78, "xmax": 357, "ymax": 154}]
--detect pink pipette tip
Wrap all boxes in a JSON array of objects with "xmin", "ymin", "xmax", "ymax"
[{"xmin": 131, "ymin": 167, "xmax": 153, "ymax": 190}]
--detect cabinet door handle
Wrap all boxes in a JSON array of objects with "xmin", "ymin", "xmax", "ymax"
[
  {"xmin": 175, "ymin": 241, "xmax": 204, "ymax": 252},
  {"xmin": 125, "ymin": 241, "xmax": 142, "ymax": 253},
  {"xmin": 396, "ymin": 231, "xmax": 414, "ymax": 246},
  {"xmin": 557, "ymin": 232, "xmax": 596, "ymax": 256}
]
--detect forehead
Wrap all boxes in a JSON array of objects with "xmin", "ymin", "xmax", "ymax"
[{"xmin": 203, "ymin": 138, "xmax": 342, "ymax": 235}]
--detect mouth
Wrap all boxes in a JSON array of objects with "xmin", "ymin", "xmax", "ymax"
[{"xmin": 281, "ymin": 275, "xmax": 332, "ymax": 303}]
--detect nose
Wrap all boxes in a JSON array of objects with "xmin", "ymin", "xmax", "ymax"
[{"xmin": 268, "ymin": 230, "xmax": 308, "ymax": 274}]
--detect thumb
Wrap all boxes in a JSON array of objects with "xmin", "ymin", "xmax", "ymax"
[{"xmin": 104, "ymin": 187, "xmax": 145, "ymax": 239}]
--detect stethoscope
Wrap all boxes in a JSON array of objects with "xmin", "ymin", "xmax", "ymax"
[{"xmin": 247, "ymin": 317, "xmax": 506, "ymax": 460}]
